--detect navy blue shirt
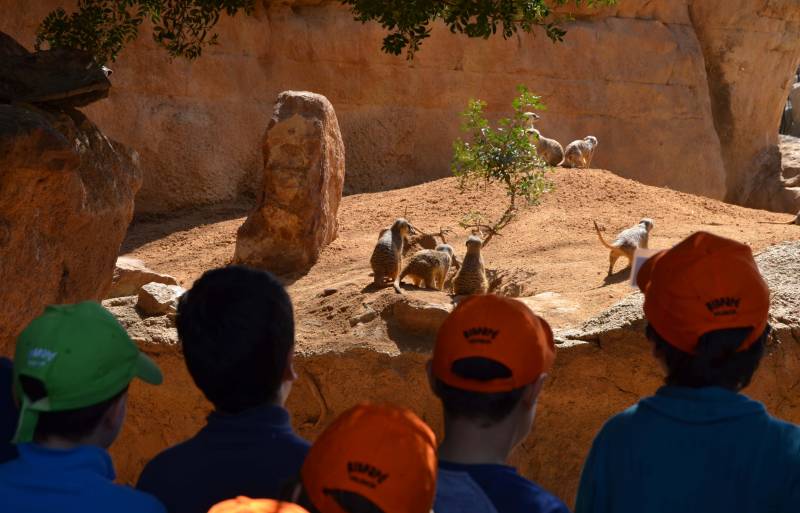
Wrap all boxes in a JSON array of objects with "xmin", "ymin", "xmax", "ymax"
[
  {"xmin": 437, "ymin": 461, "xmax": 571, "ymax": 513},
  {"xmin": 137, "ymin": 404, "xmax": 310, "ymax": 513},
  {"xmin": 0, "ymin": 356, "xmax": 19, "ymax": 463},
  {"xmin": 0, "ymin": 443, "xmax": 165, "ymax": 513},
  {"xmin": 575, "ymin": 386, "xmax": 800, "ymax": 513}
]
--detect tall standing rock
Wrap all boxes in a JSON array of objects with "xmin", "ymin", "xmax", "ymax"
[{"xmin": 234, "ymin": 91, "xmax": 345, "ymax": 274}]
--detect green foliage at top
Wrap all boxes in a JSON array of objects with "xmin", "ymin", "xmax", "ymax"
[
  {"xmin": 344, "ymin": 0, "xmax": 618, "ymax": 58},
  {"xmin": 36, "ymin": 0, "xmax": 254, "ymax": 64},
  {"xmin": 452, "ymin": 85, "xmax": 552, "ymax": 243},
  {"xmin": 37, "ymin": 0, "xmax": 617, "ymax": 64}
]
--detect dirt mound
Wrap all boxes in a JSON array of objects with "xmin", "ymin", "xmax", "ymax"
[
  {"xmin": 104, "ymin": 168, "xmax": 800, "ymax": 508},
  {"xmin": 124, "ymin": 168, "xmax": 798, "ymax": 345}
]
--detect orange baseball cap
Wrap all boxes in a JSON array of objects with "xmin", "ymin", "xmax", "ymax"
[
  {"xmin": 636, "ymin": 231, "xmax": 770, "ymax": 354},
  {"xmin": 301, "ymin": 403, "xmax": 437, "ymax": 513},
  {"xmin": 208, "ymin": 497, "xmax": 309, "ymax": 513},
  {"xmin": 433, "ymin": 294, "xmax": 555, "ymax": 393}
]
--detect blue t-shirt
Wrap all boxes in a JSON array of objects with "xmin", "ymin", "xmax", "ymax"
[
  {"xmin": 137, "ymin": 404, "xmax": 310, "ymax": 513},
  {"xmin": 575, "ymin": 386, "xmax": 800, "ymax": 513},
  {"xmin": 436, "ymin": 466, "xmax": 498, "ymax": 513},
  {"xmin": 0, "ymin": 443, "xmax": 165, "ymax": 513},
  {"xmin": 0, "ymin": 356, "xmax": 19, "ymax": 463},
  {"xmin": 437, "ymin": 460, "xmax": 571, "ymax": 513}
]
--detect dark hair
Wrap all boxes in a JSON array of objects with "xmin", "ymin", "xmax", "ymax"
[
  {"xmin": 647, "ymin": 323, "xmax": 769, "ymax": 391},
  {"xmin": 279, "ymin": 475, "xmax": 386, "ymax": 513},
  {"xmin": 176, "ymin": 266, "xmax": 295, "ymax": 413},
  {"xmin": 433, "ymin": 357, "xmax": 526, "ymax": 427},
  {"xmin": 18, "ymin": 375, "xmax": 128, "ymax": 442}
]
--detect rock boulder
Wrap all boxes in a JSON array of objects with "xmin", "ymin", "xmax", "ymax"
[
  {"xmin": 137, "ymin": 282, "xmax": 185, "ymax": 316},
  {"xmin": 0, "ymin": 38, "xmax": 110, "ymax": 107},
  {"xmin": 234, "ymin": 91, "xmax": 345, "ymax": 274},
  {"xmin": 108, "ymin": 257, "xmax": 179, "ymax": 299},
  {"xmin": 0, "ymin": 104, "xmax": 141, "ymax": 354}
]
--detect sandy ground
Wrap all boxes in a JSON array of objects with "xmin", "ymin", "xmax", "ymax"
[{"xmin": 123, "ymin": 168, "xmax": 799, "ymax": 349}]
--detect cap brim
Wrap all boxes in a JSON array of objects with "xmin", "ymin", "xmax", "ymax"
[{"xmin": 135, "ymin": 352, "xmax": 163, "ymax": 385}]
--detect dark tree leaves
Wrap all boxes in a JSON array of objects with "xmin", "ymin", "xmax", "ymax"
[
  {"xmin": 36, "ymin": 0, "xmax": 255, "ymax": 64},
  {"xmin": 37, "ymin": 0, "xmax": 616, "ymax": 64},
  {"xmin": 343, "ymin": 0, "xmax": 618, "ymax": 58}
]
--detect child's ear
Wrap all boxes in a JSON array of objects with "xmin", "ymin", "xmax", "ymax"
[
  {"xmin": 425, "ymin": 360, "xmax": 440, "ymax": 397},
  {"xmin": 524, "ymin": 373, "xmax": 547, "ymax": 406},
  {"xmin": 103, "ymin": 392, "xmax": 128, "ymax": 429},
  {"xmin": 283, "ymin": 351, "xmax": 298, "ymax": 382}
]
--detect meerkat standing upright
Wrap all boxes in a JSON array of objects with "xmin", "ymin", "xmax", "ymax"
[
  {"xmin": 370, "ymin": 218, "xmax": 414, "ymax": 293},
  {"xmin": 453, "ymin": 236, "xmax": 489, "ymax": 295},
  {"xmin": 594, "ymin": 218, "xmax": 654, "ymax": 275},
  {"xmin": 526, "ymin": 127, "xmax": 565, "ymax": 167},
  {"xmin": 563, "ymin": 136, "xmax": 598, "ymax": 168},
  {"xmin": 399, "ymin": 244, "xmax": 454, "ymax": 291}
]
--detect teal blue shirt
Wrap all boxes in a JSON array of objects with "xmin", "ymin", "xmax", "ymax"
[
  {"xmin": 0, "ymin": 443, "xmax": 165, "ymax": 513},
  {"xmin": 575, "ymin": 386, "xmax": 800, "ymax": 513}
]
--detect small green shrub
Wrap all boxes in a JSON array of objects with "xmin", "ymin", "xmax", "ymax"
[{"xmin": 452, "ymin": 85, "xmax": 553, "ymax": 244}]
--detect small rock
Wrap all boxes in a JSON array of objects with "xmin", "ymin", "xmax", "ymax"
[
  {"xmin": 391, "ymin": 298, "xmax": 452, "ymax": 337},
  {"xmin": 107, "ymin": 256, "xmax": 178, "ymax": 298},
  {"xmin": 103, "ymin": 295, "xmax": 179, "ymax": 346},
  {"xmin": 349, "ymin": 308, "xmax": 377, "ymax": 327},
  {"xmin": 321, "ymin": 287, "xmax": 338, "ymax": 297},
  {"xmin": 137, "ymin": 282, "xmax": 185, "ymax": 316}
]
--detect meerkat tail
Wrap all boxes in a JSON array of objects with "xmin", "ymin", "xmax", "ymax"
[
  {"xmin": 392, "ymin": 277, "xmax": 403, "ymax": 294},
  {"xmin": 593, "ymin": 221, "xmax": 616, "ymax": 250}
]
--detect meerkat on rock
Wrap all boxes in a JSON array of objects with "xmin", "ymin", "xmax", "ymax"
[
  {"xmin": 526, "ymin": 127, "xmax": 565, "ymax": 167},
  {"xmin": 563, "ymin": 136, "xmax": 598, "ymax": 169},
  {"xmin": 399, "ymin": 244, "xmax": 454, "ymax": 291},
  {"xmin": 370, "ymin": 218, "xmax": 414, "ymax": 293},
  {"xmin": 453, "ymin": 236, "xmax": 489, "ymax": 296},
  {"xmin": 594, "ymin": 218, "xmax": 654, "ymax": 275}
]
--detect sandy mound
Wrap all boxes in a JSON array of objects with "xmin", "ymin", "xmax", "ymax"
[{"xmin": 123, "ymin": 168, "xmax": 798, "ymax": 352}]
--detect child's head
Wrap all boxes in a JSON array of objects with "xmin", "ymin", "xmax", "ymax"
[
  {"xmin": 208, "ymin": 496, "xmax": 309, "ymax": 513},
  {"xmin": 177, "ymin": 266, "xmax": 296, "ymax": 413},
  {"xmin": 294, "ymin": 403, "xmax": 437, "ymax": 513},
  {"xmin": 13, "ymin": 302, "xmax": 162, "ymax": 447},
  {"xmin": 429, "ymin": 294, "xmax": 555, "ymax": 439},
  {"xmin": 637, "ymin": 231, "xmax": 771, "ymax": 391}
]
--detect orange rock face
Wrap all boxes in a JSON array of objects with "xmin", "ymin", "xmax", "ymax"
[
  {"xmin": 0, "ymin": 105, "xmax": 141, "ymax": 354},
  {"xmin": 1, "ymin": 0, "xmax": 799, "ymax": 214},
  {"xmin": 234, "ymin": 91, "xmax": 345, "ymax": 273}
]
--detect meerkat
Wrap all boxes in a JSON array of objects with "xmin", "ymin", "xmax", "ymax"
[
  {"xmin": 563, "ymin": 136, "xmax": 598, "ymax": 169},
  {"xmin": 399, "ymin": 244, "xmax": 454, "ymax": 291},
  {"xmin": 370, "ymin": 218, "xmax": 414, "ymax": 293},
  {"xmin": 526, "ymin": 127, "xmax": 565, "ymax": 167},
  {"xmin": 453, "ymin": 236, "xmax": 489, "ymax": 296},
  {"xmin": 523, "ymin": 111, "xmax": 541, "ymax": 128},
  {"xmin": 594, "ymin": 218, "xmax": 654, "ymax": 275}
]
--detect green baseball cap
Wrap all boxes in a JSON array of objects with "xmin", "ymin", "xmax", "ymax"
[{"xmin": 12, "ymin": 301, "xmax": 162, "ymax": 443}]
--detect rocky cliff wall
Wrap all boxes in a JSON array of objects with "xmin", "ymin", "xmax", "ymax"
[{"xmin": 2, "ymin": 1, "xmax": 799, "ymax": 214}]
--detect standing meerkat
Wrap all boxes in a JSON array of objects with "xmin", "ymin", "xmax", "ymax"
[
  {"xmin": 523, "ymin": 111, "xmax": 541, "ymax": 128},
  {"xmin": 399, "ymin": 244, "xmax": 454, "ymax": 291},
  {"xmin": 563, "ymin": 136, "xmax": 598, "ymax": 169},
  {"xmin": 453, "ymin": 236, "xmax": 489, "ymax": 296},
  {"xmin": 594, "ymin": 218, "xmax": 654, "ymax": 275},
  {"xmin": 526, "ymin": 127, "xmax": 565, "ymax": 167},
  {"xmin": 370, "ymin": 218, "xmax": 414, "ymax": 293}
]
